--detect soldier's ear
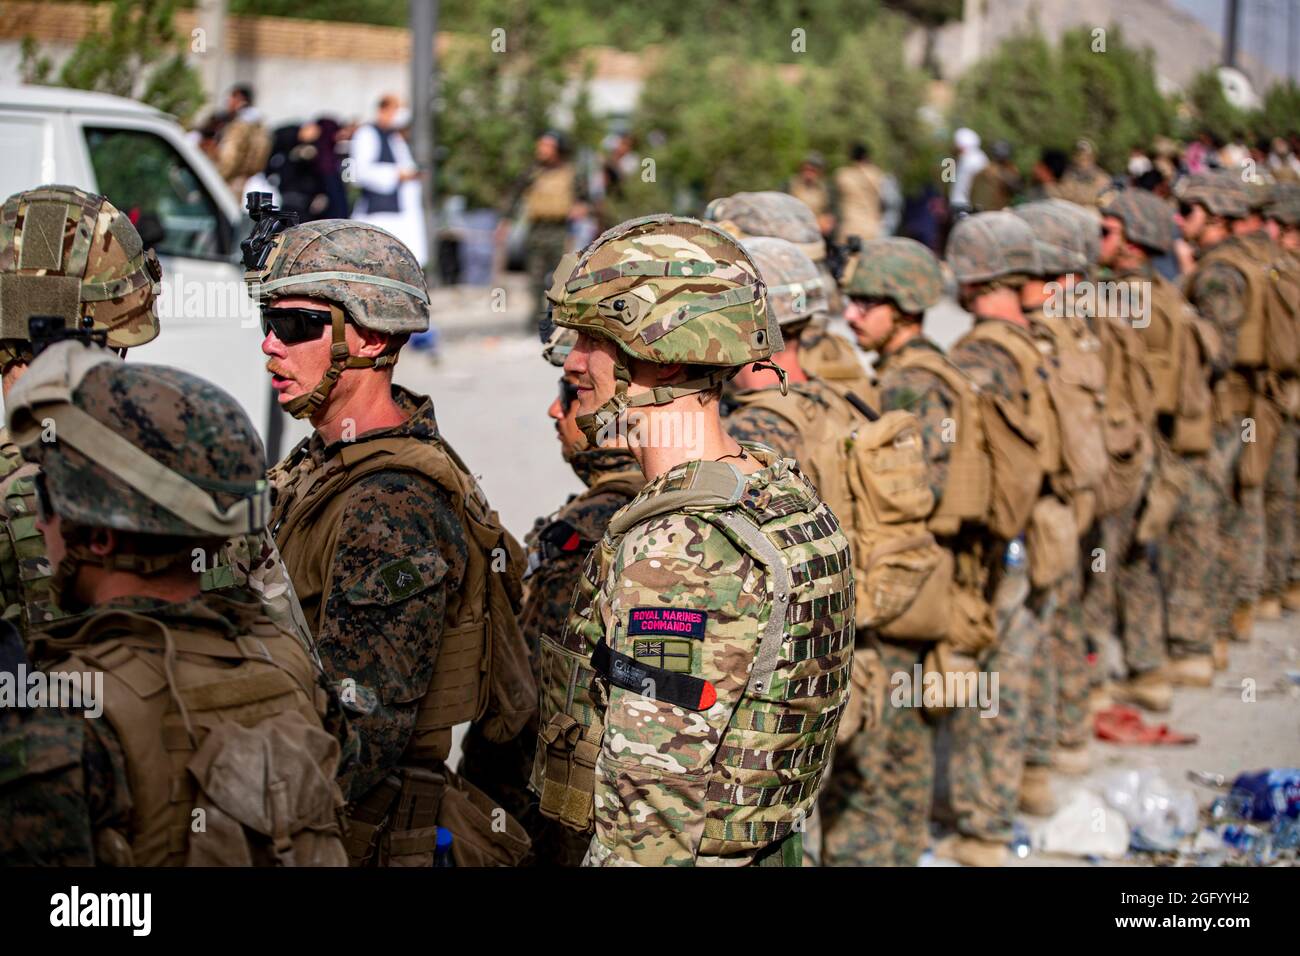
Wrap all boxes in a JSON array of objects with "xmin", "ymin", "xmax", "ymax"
[
  {"xmin": 87, "ymin": 526, "xmax": 117, "ymax": 559},
  {"xmin": 350, "ymin": 325, "xmax": 392, "ymax": 359}
]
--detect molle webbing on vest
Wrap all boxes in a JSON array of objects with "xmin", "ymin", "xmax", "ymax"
[{"xmin": 1200, "ymin": 242, "xmax": 1300, "ymax": 373}]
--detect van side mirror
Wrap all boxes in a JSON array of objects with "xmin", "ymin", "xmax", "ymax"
[{"xmin": 135, "ymin": 211, "xmax": 166, "ymax": 248}]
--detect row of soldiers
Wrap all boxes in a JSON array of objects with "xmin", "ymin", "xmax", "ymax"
[{"xmin": 0, "ymin": 165, "xmax": 1295, "ymax": 867}]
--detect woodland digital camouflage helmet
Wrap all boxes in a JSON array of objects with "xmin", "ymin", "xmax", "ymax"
[
  {"xmin": 704, "ymin": 191, "xmax": 826, "ymax": 261},
  {"xmin": 741, "ymin": 236, "xmax": 829, "ymax": 327},
  {"xmin": 0, "ymin": 185, "xmax": 161, "ymax": 370},
  {"xmin": 549, "ymin": 214, "xmax": 779, "ymax": 443},
  {"xmin": 244, "ymin": 219, "xmax": 429, "ymax": 418},
  {"xmin": 1176, "ymin": 172, "xmax": 1251, "ymax": 219},
  {"xmin": 7, "ymin": 341, "xmax": 268, "ymax": 540},
  {"xmin": 1013, "ymin": 200, "xmax": 1091, "ymax": 275},
  {"xmin": 945, "ymin": 211, "xmax": 1041, "ymax": 285},
  {"xmin": 1103, "ymin": 188, "xmax": 1176, "ymax": 254},
  {"xmin": 840, "ymin": 237, "xmax": 943, "ymax": 314}
]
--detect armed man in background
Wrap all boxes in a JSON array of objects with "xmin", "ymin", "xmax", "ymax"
[
  {"xmin": 0, "ymin": 343, "xmax": 349, "ymax": 866},
  {"xmin": 1100, "ymin": 187, "xmax": 1220, "ymax": 693},
  {"xmin": 1179, "ymin": 173, "xmax": 1284, "ymax": 655},
  {"xmin": 532, "ymin": 215, "xmax": 853, "ymax": 866},
  {"xmin": 823, "ymin": 237, "xmax": 997, "ymax": 865},
  {"xmin": 940, "ymin": 212, "xmax": 1056, "ymax": 865},
  {"xmin": 460, "ymin": 324, "xmax": 642, "ymax": 867},
  {"xmin": 245, "ymin": 215, "xmax": 535, "ymax": 866},
  {"xmin": 1056, "ymin": 139, "xmax": 1113, "ymax": 209},
  {"xmin": 834, "ymin": 143, "xmax": 886, "ymax": 245},
  {"xmin": 705, "ymin": 190, "xmax": 875, "ymax": 398}
]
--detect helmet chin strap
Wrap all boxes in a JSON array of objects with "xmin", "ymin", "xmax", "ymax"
[
  {"xmin": 574, "ymin": 352, "xmax": 735, "ymax": 447},
  {"xmin": 282, "ymin": 305, "xmax": 399, "ymax": 420}
]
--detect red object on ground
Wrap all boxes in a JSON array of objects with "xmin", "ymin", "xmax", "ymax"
[{"xmin": 1094, "ymin": 704, "xmax": 1198, "ymax": 745}]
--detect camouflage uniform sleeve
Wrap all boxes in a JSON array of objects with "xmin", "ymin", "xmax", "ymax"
[
  {"xmin": 587, "ymin": 513, "xmax": 767, "ymax": 867},
  {"xmin": 725, "ymin": 405, "xmax": 803, "ymax": 462},
  {"xmin": 1187, "ymin": 262, "xmax": 1248, "ymax": 365},
  {"xmin": 0, "ymin": 704, "xmax": 130, "ymax": 865},
  {"xmin": 318, "ymin": 472, "xmax": 468, "ymax": 800},
  {"xmin": 879, "ymin": 365, "xmax": 957, "ymax": 502},
  {"xmin": 950, "ymin": 337, "xmax": 1025, "ymax": 404}
]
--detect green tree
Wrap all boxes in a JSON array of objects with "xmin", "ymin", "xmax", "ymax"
[
  {"xmin": 1183, "ymin": 69, "xmax": 1248, "ymax": 143},
  {"xmin": 1252, "ymin": 82, "xmax": 1300, "ymax": 141},
  {"xmin": 21, "ymin": 0, "xmax": 205, "ymax": 123},
  {"xmin": 952, "ymin": 25, "xmax": 1174, "ymax": 174}
]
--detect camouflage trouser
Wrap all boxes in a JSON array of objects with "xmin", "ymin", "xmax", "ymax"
[
  {"xmin": 1161, "ymin": 452, "xmax": 1219, "ymax": 659},
  {"xmin": 1264, "ymin": 417, "xmax": 1297, "ymax": 597},
  {"xmin": 1235, "ymin": 484, "xmax": 1266, "ymax": 606},
  {"xmin": 1082, "ymin": 500, "xmax": 1165, "ymax": 676},
  {"xmin": 950, "ymin": 572, "xmax": 1043, "ymax": 844},
  {"xmin": 1207, "ymin": 424, "xmax": 1249, "ymax": 637},
  {"xmin": 822, "ymin": 640, "xmax": 933, "ymax": 866},
  {"xmin": 1025, "ymin": 586, "xmax": 1059, "ymax": 766},
  {"xmin": 525, "ymin": 221, "xmax": 568, "ymax": 331},
  {"xmin": 1050, "ymin": 557, "xmax": 1092, "ymax": 749}
]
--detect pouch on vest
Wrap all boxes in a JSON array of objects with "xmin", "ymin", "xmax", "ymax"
[
  {"xmin": 1099, "ymin": 406, "xmax": 1149, "ymax": 514},
  {"xmin": 947, "ymin": 573, "xmax": 996, "ymax": 657},
  {"xmin": 835, "ymin": 645, "xmax": 886, "ymax": 746},
  {"xmin": 185, "ymin": 710, "xmax": 348, "ymax": 867},
  {"xmin": 922, "ymin": 641, "xmax": 981, "ymax": 718},
  {"xmin": 981, "ymin": 392, "xmax": 1044, "ymax": 539},
  {"xmin": 1135, "ymin": 457, "xmax": 1184, "ymax": 545},
  {"xmin": 846, "ymin": 410, "xmax": 951, "ymax": 638},
  {"xmin": 1025, "ymin": 495, "xmax": 1078, "ymax": 589},
  {"xmin": 1044, "ymin": 328, "xmax": 1109, "ymax": 512},
  {"xmin": 1237, "ymin": 390, "xmax": 1282, "ymax": 489},
  {"xmin": 1208, "ymin": 245, "xmax": 1300, "ymax": 372}
]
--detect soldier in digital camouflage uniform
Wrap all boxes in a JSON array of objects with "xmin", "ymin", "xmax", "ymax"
[
  {"xmin": 1100, "ymin": 188, "xmax": 1217, "ymax": 700},
  {"xmin": 940, "ymin": 212, "xmax": 1050, "ymax": 867},
  {"xmin": 1266, "ymin": 190, "xmax": 1300, "ymax": 611},
  {"xmin": 821, "ymin": 236, "xmax": 967, "ymax": 865},
  {"xmin": 0, "ymin": 344, "xmax": 349, "ymax": 866},
  {"xmin": 530, "ymin": 215, "xmax": 853, "ymax": 866},
  {"xmin": 460, "ymin": 326, "xmax": 641, "ymax": 867},
  {"xmin": 1179, "ymin": 172, "xmax": 1273, "ymax": 671},
  {"xmin": 705, "ymin": 190, "xmax": 874, "ymax": 396},
  {"xmin": 0, "ymin": 185, "xmax": 313, "ymax": 656},
  {"xmin": 247, "ymin": 218, "xmax": 534, "ymax": 865}
]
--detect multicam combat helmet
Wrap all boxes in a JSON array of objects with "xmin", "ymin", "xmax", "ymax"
[
  {"xmin": 945, "ymin": 211, "xmax": 1041, "ymax": 286},
  {"xmin": 740, "ymin": 236, "xmax": 829, "ymax": 327},
  {"xmin": 1103, "ymin": 188, "xmax": 1176, "ymax": 255},
  {"xmin": 1176, "ymin": 172, "xmax": 1251, "ymax": 219},
  {"xmin": 6, "ymin": 341, "xmax": 268, "ymax": 604},
  {"xmin": 0, "ymin": 185, "xmax": 162, "ymax": 371},
  {"xmin": 840, "ymin": 237, "xmax": 943, "ymax": 314},
  {"xmin": 704, "ymin": 191, "xmax": 826, "ymax": 261},
  {"xmin": 243, "ymin": 218, "xmax": 430, "ymax": 418},
  {"xmin": 1013, "ymin": 200, "xmax": 1091, "ymax": 276},
  {"xmin": 548, "ymin": 214, "xmax": 779, "ymax": 444}
]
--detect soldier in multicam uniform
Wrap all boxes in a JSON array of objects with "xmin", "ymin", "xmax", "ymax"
[
  {"xmin": 704, "ymin": 190, "xmax": 875, "ymax": 396},
  {"xmin": 531, "ymin": 215, "xmax": 853, "ymax": 866},
  {"xmin": 1178, "ymin": 172, "xmax": 1277, "ymax": 665},
  {"xmin": 0, "ymin": 185, "xmax": 313, "ymax": 654},
  {"xmin": 1099, "ymin": 188, "xmax": 1218, "ymax": 697},
  {"xmin": 939, "ymin": 212, "xmax": 1053, "ymax": 867},
  {"xmin": 460, "ymin": 326, "xmax": 642, "ymax": 867},
  {"xmin": 246, "ymin": 217, "xmax": 535, "ymax": 866},
  {"xmin": 821, "ymin": 236, "xmax": 982, "ymax": 865},
  {"xmin": 0, "ymin": 186, "xmax": 162, "ymax": 638},
  {"xmin": 0, "ymin": 343, "xmax": 349, "ymax": 865}
]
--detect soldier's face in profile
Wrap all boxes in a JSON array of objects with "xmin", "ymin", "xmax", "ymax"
[
  {"xmin": 1099, "ymin": 216, "xmax": 1125, "ymax": 266},
  {"xmin": 1283, "ymin": 225, "xmax": 1299, "ymax": 251},
  {"xmin": 843, "ymin": 296, "xmax": 896, "ymax": 351},
  {"xmin": 548, "ymin": 378, "xmax": 586, "ymax": 460},
  {"xmin": 564, "ymin": 332, "xmax": 618, "ymax": 417},
  {"xmin": 261, "ymin": 295, "xmax": 334, "ymax": 408},
  {"xmin": 1177, "ymin": 203, "xmax": 1207, "ymax": 242}
]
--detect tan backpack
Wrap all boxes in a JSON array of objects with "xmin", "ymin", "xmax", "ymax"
[
  {"xmin": 1141, "ymin": 273, "xmax": 1218, "ymax": 455},
  {"xmin": 1199, "ymin": 241, "xmax": 1300, "ymax": 373}
]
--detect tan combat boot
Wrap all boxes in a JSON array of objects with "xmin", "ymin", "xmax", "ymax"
[
  {"xmin": 1052, "ymin": 743, "xmax": 1091, "ymax": 776},
  {"xmin": 1087, "ymin": 682, "xmax": 1114, "ymax": 714},
  {"xmin": 1213, "ymin": 637, "xmax": 1230, "ymax": 671},
  {"xmin": 1019, "ymin": 765, "xmax": 1057, "ymax": 816},
  {"xmin": 1112, "ymin": 669, "xmax": 1173, "ymax": 712},
  {"xmin": 1283, "ymin": 582, "xmax": 1300, "ymax": 612},
  {"xmin": 1164, "ymin": 654, "xmax": 1214, "ymax": 687},
  {"xmin": 1230, "ymin": 601, "xmax": 1255, "ymax": 641},
  {"xmin": 934, "ymin": 834, "xmax": 1009, "ymax": 867},
  {"xmin": 1256, "ymin": 594, "xmax": 1282, "ymax": 621}
]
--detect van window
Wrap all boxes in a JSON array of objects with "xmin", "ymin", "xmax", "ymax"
[
  {"xmin": 83, "ymin": 126, "xmax": 231, "ymax": 259},
  {"xmin": 0, "ymin": 115, "xmax": 50, "ymax": 199}
]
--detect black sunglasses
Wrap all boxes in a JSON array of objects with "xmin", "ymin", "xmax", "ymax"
[
  {"xmin": 34, "ymin": 471, "xmax": 54, "ymax": 523},
  {"xmin": 559, "ymin": 378, "xmax": 579, "ymax": 408},
  {"xmin": 261, "ymin": 307, "xmax": 331, "ymax": 344}
]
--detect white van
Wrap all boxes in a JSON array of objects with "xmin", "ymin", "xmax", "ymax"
[{"xmin": 0, "ymin": 84, "xmax": 300, "ymax": 460}]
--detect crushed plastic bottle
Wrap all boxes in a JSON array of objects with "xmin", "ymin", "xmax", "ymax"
[
  {"xmin": 1226, "ymin": 769, "xmax": 1300, "ymax": 822},
  {"xmin": 1004, "ymin": 536, "xmax": 1026, "ymax": 572},
  {"xmin": 434, "ymin": 826, "xmax": 455, "ymax": 868},
  {"xmin": 1101, "ymin": 767, "xmax": 1199, "ymax": 852}
]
